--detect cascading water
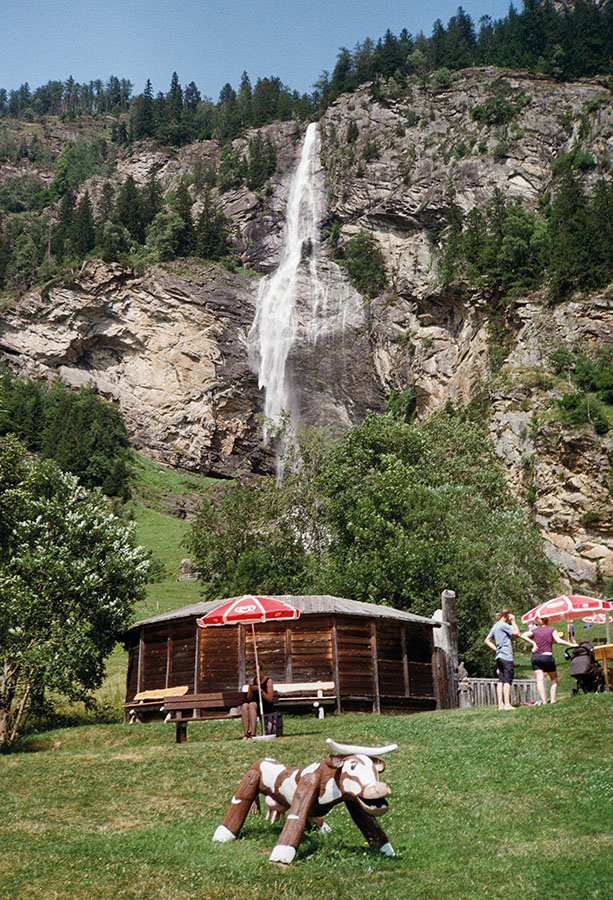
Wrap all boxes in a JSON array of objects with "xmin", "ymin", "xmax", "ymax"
[
  {"xmin": 248, "ymin": 122, "xmax": 378, "ymax": 475},
  {"xmin": 248, "ymin": 122, "xmax": 326, "ymax": 466}
]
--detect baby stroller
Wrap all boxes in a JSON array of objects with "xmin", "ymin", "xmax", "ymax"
[{"xmin": 567, "ymin": 641, "xmax": 605, "ymax": 694}]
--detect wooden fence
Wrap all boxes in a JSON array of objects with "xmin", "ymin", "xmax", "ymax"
[{"xmin": 462, "ymin": 677, "xmax": 538, "ymax": 707}]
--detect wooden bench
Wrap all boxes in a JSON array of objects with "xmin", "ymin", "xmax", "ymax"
[
  {"xmin": 164, "ymin": 681, "xmax": 337, "ymax": 743},
  {"xmin": 163, "ymin": 691, "xmax": 245, "ymax": 743},
  {"xmin": 270, "ymin": 681, "xmax": 336, "ymax": 717},
  {"xmin": 123, "ymin": 685, "xmax": 189, "ymax": 723}
]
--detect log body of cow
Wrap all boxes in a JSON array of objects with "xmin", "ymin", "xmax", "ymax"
[{"xmin": 212, "ymin": 747, "xmax": 396, "ymax": 865}]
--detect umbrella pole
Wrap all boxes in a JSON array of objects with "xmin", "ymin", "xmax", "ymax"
[{"xmin": 251, "ymin": 623, "xmax": 266, "ymax": 738}]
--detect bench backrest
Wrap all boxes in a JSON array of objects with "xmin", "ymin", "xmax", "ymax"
[{"xmin": 241, "ymin": 681, "xmax": 335, "ymax": 695}]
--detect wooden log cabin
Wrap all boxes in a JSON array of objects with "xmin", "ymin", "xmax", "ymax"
[{"xmin": 123, "ymin": 594, "xmax": 448, "ymax": 719}]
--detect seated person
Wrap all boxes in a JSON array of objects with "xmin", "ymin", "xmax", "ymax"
[{"xmin": 241, "ymin": 666, "xmax": 274, "ymax": 740}]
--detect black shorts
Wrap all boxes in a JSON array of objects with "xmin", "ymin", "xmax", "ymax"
[
  {"xmin": 531, "ymin": 653, "xmax": 556, "ymax": 673},
  {"xmin": 495, "ymin": 659, "xmax": 514, "ymax": 684}
]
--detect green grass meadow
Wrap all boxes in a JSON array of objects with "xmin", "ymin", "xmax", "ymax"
[
  {"xmin": 4, "ymin": 456, "xmax": 611, "ymax": 899},
  {"xmin": 2, "ymin": 697, "xmax": 611, "ymax": 900}
]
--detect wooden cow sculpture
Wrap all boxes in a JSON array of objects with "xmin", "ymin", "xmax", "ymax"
[{"xmin": 213, "ymin": 738, "xmax": 397, "ymax": 865}]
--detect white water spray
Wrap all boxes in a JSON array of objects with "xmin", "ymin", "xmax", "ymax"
[{"xmin": 248, "ymin": 123, "xmax": 326, "ymax": 455}]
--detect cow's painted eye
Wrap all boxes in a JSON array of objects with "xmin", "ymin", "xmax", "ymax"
[{"xmin": 350, "ymin": 762, "xmax": 357, "ymax": 771}]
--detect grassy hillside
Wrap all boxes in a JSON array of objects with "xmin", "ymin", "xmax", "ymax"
[
  {"xmin": 2, "ymin": 696, "xmax": 611, "ymax": 900},
  {"xmin": 84, "ymin": 455, "xmax": 212, "ymax": 714}
]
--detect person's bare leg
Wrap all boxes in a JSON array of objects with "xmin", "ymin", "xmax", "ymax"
[
  {"xmin": 535, "ymin": 669, "xmax": 547, "ymax": 704},
  {"xmin": 496, "ymin": 682, "xmax": 504, "ymax": 710},
  {"xmin": 249, "ymin": 702, "xmax": 258, "ymax": 736},
  {"xmin": 549, "ymin": 671, "xmax": 558, "ymax": 704},
  {"xmin": 503, "ymin": 683, "xmax": 515, "ymax": 709},
  {"xmin": 241, "ymin": 704, "xmax": 252, "ymax": 738}
]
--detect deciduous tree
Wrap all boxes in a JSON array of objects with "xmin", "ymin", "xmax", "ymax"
[{"xmin": 0, "ymin": 436, "xmax": 149, "ymax": 745}]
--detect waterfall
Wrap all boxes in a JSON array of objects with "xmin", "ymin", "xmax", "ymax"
[{"xmin": 248, "ymin": 122, "xmax": 326, "ymax": 463}]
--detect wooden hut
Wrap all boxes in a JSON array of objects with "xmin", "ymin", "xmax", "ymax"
[{"xmin": 123, "ymin": 594, "xmax": 447, "ymax": 717}]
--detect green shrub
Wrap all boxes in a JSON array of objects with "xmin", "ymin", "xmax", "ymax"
[
  {"xmin": 433, "ymin": 68, "xmax": 453, "ymax": 88},
  {"xmin": 338, "ymin": 230, "xmax": 387, "ymax": 299}
]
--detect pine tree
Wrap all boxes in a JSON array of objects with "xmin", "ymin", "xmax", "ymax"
[
  {"xmin": 95, "ymin": 182, "xmax": 115, "ymax": 245},
  {"xmin": 70, "ymin": 191, "xmax": 95, "ymax": 256},
  {"xmin": 130, "ymin": 79, "xmax": 154, "ymax": 139},
  {"xmin": 140, "ymin": 171, "xmax": 163, "ymax": 229},
  {"xmin": 237, "ymin": 71, "xmax": 253, "ymax": 127},
  {"xmin": 114, "ymin": 175, "xmax": 144, "ymax": 244},
  {"xmin": 548, "ymin": 169, "xmax": 590, "ymax": 299},
  {"xmin": 196, "ymin": 188, "xmax": 230, "ymax": 260},
  {"xmin": 172, "ymin": 181, "xmax": 195, "ymax": 256}
]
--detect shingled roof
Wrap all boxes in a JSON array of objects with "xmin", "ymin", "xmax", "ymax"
[{"xmin": 127, "ymin": 594, "xmax": 440, "ymax": 632}]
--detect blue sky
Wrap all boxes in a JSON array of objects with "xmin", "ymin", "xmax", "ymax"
[{"xmin": 2, "ymin": 1, "xmax": 513, "ymax": 100}]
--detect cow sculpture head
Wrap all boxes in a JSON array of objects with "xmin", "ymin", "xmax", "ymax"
[
  {"xmin": 324, "ymin": 749, "xmax": 391, "ymax": 817},
  {"xmin": 213, "ymin": 737, "xmax": 398, "ymax": 865}
]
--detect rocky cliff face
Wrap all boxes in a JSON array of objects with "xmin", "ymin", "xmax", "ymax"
[{"xmin": 1, "ymin": 68, "xmax": 612, "ymax": 588}]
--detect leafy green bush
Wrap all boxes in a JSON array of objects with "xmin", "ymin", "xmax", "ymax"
[
  {"xmin": 551, "ymin": 146, "xmax": 597, "ymax": 175},
  {"xmin": 337, "ymin": 230, "xmax": 387, "ymax": 298},
  {"xmin": 557, "ymin": 392, "xmax": 609, "ymax": 434},
  {"xmin": 50, "ymin": 138, "xmax": 111, "ymax": 198},
  {"xmin": 548, "ymin": 347, "xmax": 613, "ymax": 434}
]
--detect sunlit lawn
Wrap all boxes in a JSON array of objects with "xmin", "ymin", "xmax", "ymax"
[
  {"xmin": 2, "ymin": 696, "xmax": 611, "ymax": 900},
  {"xmin": 27, "ymin": 456, "xmax": 610, "ymax": 900}
]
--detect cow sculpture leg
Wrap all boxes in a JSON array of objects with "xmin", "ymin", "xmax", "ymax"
[
  {"xmin": 345, "ymin": 798, "xmax": 395, "ymax": 856},
  {"xmin": 269, "ymin": 772, "xmax": 321, "ymax": 866},
  {"xmin": 213, "ymin": 767, "xmax": 260, "ymax": 843}
]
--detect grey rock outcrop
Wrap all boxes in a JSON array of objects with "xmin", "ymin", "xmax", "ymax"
[{"xmin": 1, "ymin": 67, "xmax": 612, "ymax": 588}]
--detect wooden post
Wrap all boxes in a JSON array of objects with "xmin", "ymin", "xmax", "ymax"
[
  {"xmin": 285, "ymin": 625, "xmax": 293, "ymax": 682},
  {"xmin": 165, "ymin": 626, "xmax": 171, "ymax": 690},
  {"xmin": 401, "ymin": 626, "xmax": 410, "ymax": 697},
  {"xmin": 137, "ymin": 632, "xmax": 144, "ymax": 693},
  {"xmin": 238, "ymin": 624, "xmax": 246, "ymax": 689},
  {"xmin": 441, "ymin": 590, "xmax": 458, "ymax": 671},
  {"xmin": 371, "ymin": 621, "xmax": 381, "ymax": 714},
  {"xmin": 194, "ymin": 621, "xmax": 200, "ymax": 692},
  {"xmin": 332, "ymin": 620, "xmax": 342, "ymax": 714}
]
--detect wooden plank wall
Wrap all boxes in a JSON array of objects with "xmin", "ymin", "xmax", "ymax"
[
  {"xmin": 125, "ymin": 640, "xmax": 139, "ymax": 698},
  {"xmin": 405, "ymin": 624, "xmax": 435, "ymax": 700},
  {"xmin": 290, "ymin": 616, "xmax": 334, "ymax": 682},
  {"xmin": 244, "ymin": 622, "xmax": 287, "ymax": 680},
  {"xmin": 141, "ymin": 624, "xmax": 168, "ymax": 690},
  {"xmin": 376, "ymin": 621, "xmax": 406, "ymax": 697},
  {"xmin": 336, "ymin": 615, "xmax": 375, "ymax": 698},
  {"xmin": 169, "ymin": 619, "xmax": 197, "ymax": 690},
  {"xmin": 198, "ymin": 625, "xmax": 240, "ymax": 692}
]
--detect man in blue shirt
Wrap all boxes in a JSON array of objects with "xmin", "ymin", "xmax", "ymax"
[{"xmin": 484, "ymin": 609, "xmax": 521, "ymax": 710}]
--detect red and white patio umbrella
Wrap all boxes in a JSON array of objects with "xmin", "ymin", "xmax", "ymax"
[
  {"xmin": 582, "ymin": 613, "xmax": 612, "ymax": 625},
  {"xmin": 522, "ymin": 595, "xmax": 613, "ymax": 641},
  {"xmin": 197, "ymin": 596, "xmax": 300, "ymax": 739}
]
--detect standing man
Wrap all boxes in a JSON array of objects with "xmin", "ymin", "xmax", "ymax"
[{"xmin": 484, "ymin": 609, "xmax": 521, "ymax": 710}]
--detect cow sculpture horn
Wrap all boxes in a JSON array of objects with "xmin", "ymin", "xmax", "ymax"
[{"xmin": 326, "ymin": 738, "xmax": 398, "ymax": 757}]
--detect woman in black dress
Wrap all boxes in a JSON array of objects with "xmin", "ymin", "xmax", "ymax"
[{"xmin": 241, "ymin": 666, "xmax": 274, "ymax": 739}]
